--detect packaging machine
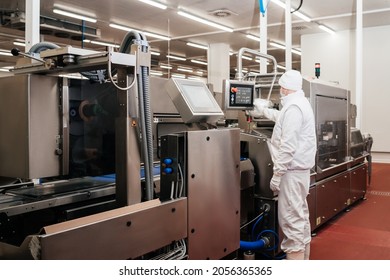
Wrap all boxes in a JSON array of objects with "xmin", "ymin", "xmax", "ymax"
[{"xmin": 0, "ymin": 42, "xmax": 370, "ymax": 260}]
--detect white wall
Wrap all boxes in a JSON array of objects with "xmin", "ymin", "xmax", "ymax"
[{"xmin": 301, "ymin": 26, "xmax": 390, "ymax": 163}]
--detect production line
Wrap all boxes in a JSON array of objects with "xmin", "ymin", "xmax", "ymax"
[{"xmin": 0, "ymin": 32, "xmax": 372, "ymax": 260}]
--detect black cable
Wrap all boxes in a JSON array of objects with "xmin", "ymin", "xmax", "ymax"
[{"xmin": 291, "ymin": 0, "xmax": 303, "ymax": 13}]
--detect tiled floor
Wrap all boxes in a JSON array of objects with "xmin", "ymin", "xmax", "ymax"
[{"xmin": 310, "ymin": 163, "xmax": 390, "ymax": 260}]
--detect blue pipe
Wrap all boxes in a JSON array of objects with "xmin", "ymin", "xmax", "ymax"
[{"xmin": 240, "ymin": 238, "xmax": 267, "ymax": 251}]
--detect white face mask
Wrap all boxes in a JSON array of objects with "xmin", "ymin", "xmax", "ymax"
[
  {"xmin": 280, "ymin": 88, "xmax": 286, "ymax": 106},
  {"xmin": 279, "ymin": 88, "xmax": 287, "ymax": 106},
  {"xmin": 280, "ymin": 88, "xmax": 287, "ymax": 98},
  {"xmin": 280, "ymin": 96, "xmax": 285, "ymax": 107}
]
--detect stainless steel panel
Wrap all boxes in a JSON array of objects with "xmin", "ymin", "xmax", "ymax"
[
  {"xmin": 38, "ymin": 198, "xmax": 187, "ymax": 259},
  {"xmin": 150, "ymin": 76, "xmax": 179, "ymax": 115},
  {"xmin": 165, "ymin": 78, "xmax": 224, "ymax": 124},
  {"xmin": 316, "ymin": 161, "xmax": 350, "ymax": 181},
  {"xmin": 315, "ymin": 171, "xmax": 350, "ymax": 227},
  {"xmin": 186, "ymin": 129, "xmax": 240, "ymax": 259},
  {"xmin": 240, "ymin": 131, "xmax": 274, "ymax": 198},
  {"xmin": 303, "ymin": 78, "xmax": 349, "ymax": 100},
  {"xmin": 60, "ymin": 78, "xmax": 70, "ymax": 175},
  {"xmin": 0, "ymin": 75, "xmax": 61, "ymax": 179},
  {"xmin": 240, "ymin": 159, "xmax": 255, "ymax": 190},
  {"xmin": 307, "ymin": 186, "xmax": 317, "ymax": 231},
  {"xmin": 115, "ymin": 69, "xmax": 141, "ymax": 206},
  {"xmin": 349, "ymin": 163, "xmax": 367, "ymax": 203}
]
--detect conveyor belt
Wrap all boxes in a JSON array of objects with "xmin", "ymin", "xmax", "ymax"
[{"xmin": 6, "ymin": 177, "xmax": 114, "ymax": 199}]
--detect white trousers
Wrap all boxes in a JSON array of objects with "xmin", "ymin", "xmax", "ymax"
[{"xmin": 278, "ymin": 170, "xmax": 311, "ymax": 253}]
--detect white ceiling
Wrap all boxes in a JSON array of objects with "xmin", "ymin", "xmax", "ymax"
[{"xmin": 1, "ymin": 0, "xmax": 390, "ymax": 77}]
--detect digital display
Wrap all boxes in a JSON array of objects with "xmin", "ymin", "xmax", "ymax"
[
  {"xmin": 229, "ymin": 85, "xmax": 253, "ymax": 106},
  {"xmin": 181, "ymin": 84, "xmax": 216, "ymax": 110},
  {"xmin": 165, "ymin": 78, "xmax": 224, "ymax": 123},
  {"xmin": 223, "ymin": 80, "xmax": 255, "ymax": 110}
]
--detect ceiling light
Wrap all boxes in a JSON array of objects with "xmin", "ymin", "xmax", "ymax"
[
  {"xmin": 150, "ymin": 70, "xmax": 163, "ymax": 76},
  {"xmin": 59, "ymin": 73, "xmax": 88, "ymax": 80},
  {"xmin": 246, "ymin": 34, "xmax": 261, "ymax": 42},
  {"xmin": 188, "ymin": 76, "xmax": 202, "ymax": 80},
  {"xmin": 291, "ymin": 49, "xmax": 302, "ymax": 56},
  {"xmin": 242, "ymin": 55, "xmax": 253, "ymax": 61},
  {"xmin": 186, "ymin": 42, "xmax": 208, "ymax": 50},
  {"xmin": 13, "ymin": 41, "xmax": 26, "ymax": 47},
  {"xmin": 271, "ymin": 0, "xmax": 311, "ymax": 22},
  {"xmin": 171, "ymin": 73, "xmax": 186, "ymax": 78},
  {"xmin": 166, "ymin": 54, "xmax": 186, "ymax": 61},
  {"xmin": 138, "ymin": 0, "xmax": 167, "ymax": 10},
  {"xmin": 271, "ymin": 0, "xmax": 285, "ymax": 9},
  {"xmin": 0, "ymin": 50, "xmax": 12, "ymax": 56},
  {"xmin": 160, "ymin": 64, "xmax": 172, "ymax": 69},
  {"xmin": 196, "ymin": 71, "xmax": 204, "ymax": 75},
  {"xmin": 177, "ymin": 11, "xmax": 233, "ymax": 32},
  {"xmin": 0, "ymin": 68, "xmax": 10, "ymax": 72},
  {"xmin": 270, "ymin": 42, "xmax": 286, "ymax": 49},
  {"xmin": 109, "ymin": 23, "xmax": 171, "ymax": 40},
  {"xmin": 277, "ymin": 64, "xmax": 286, "ymax": 70},
  {"xmin": 191, "ymin": 59, "xmax": 208, "ymax": 66},
  {"xmin": 270, "ymin": 42, "xmax": 301, "ymax": 55},
  {"xmin": 255, "ymin": 58, "xmax": 270, "ymax": 64},
  {"xmin": 177, "ymin": 67, "xmax": 193, "ymax": 73},
  {"xmin": 318, "ymin": 24, "xmax": 335, "ymax": 35},
  {"xmin": 151, "ymin": 51, "xmax": 160, "ymax": 56},
  {"xmin": 53, "ymin": 8, "xmax": 97, "ymax": 23},
  {"xmin": 83, "ymin": 39, "xmax": 120, "ymax": 48},
  {"xmin": 294, "ymin": 11, "xmax": 311, "ymax": 22},
  {"xmin": 235, "ymin": 68, "xmax": 248, "ymax": 73}
]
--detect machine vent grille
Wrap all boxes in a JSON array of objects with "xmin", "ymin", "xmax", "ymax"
[
  {"xmin": 292, "ymin": 25, "xmax": 309, "ymax": 31},
  {"xmin": 209, "ymin": 9, "xmax": 238, "ymax": 18}
]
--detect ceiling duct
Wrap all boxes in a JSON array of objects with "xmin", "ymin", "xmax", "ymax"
[
  {"xmin": 208, "ymin": 8, "xmax": 238, "ymax": 18},
  {"xmin": 1, "ymin": 12, "xmax": 100, "ymax": 40}
]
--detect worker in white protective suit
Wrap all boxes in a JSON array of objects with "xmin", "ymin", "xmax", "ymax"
[{"xmin": 249, "ymin": 70, "xmax": 316, "ymax": 260}]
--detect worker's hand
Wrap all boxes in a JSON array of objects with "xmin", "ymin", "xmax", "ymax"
[
  {"xmin": 270, "ymin": 174, "xmax": 282, "ymax": 194},
  {"xmin": 247, "ymin": 98, "xmax": 272, "ymax": 118}
]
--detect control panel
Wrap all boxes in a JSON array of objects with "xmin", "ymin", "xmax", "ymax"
[
  {"xmin": 223, "ymin": 80, "xmax": 255, "ymax": 110},
  {"xmin": 159, "ymin": 133, "xmax": 186, "ymax": 201}
]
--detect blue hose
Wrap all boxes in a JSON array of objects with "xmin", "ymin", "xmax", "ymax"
[{"xmin": 240, "ymin": 238, "xmax": 267, "ymax": 251}]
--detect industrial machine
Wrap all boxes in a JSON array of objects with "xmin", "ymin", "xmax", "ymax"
[
  {"xmin": 0, "ymin": 33, "xmax": 242, "ymax": 259},
  {"xmin": 221, "ymin": 48, "xmax": 372, "ymax": 259},
  {"xmin": 0, "ymin": 41, "xmax": 370, "ymax": 260}
]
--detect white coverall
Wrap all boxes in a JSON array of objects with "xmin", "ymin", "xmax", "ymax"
[{"xmin": 263, "ymin": 89, "xmax": 316, "ymax": 257}]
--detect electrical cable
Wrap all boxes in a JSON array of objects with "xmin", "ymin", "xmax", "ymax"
[
  {"xmin": 178, "ymin": 163, "xmax": 184, "ymax": 197},
  {"xmin": 151, "ymin": 239, "xmax": 187, "ymax": 260},
  {"xmin": 138, "ymin": 34, "xmax": 154, "ymax": 201},
  {"xmin": 240, "ymin": 211, "xmax": 264, "ymax": 230},
  {"xmin": 107, "ymin": 50, "xmax": 136, "ymax": 91},
  {"xmin": 291, "ymin": 0, "xmax": 303, "ymax": 13},
  {"xmin": 251, "ymin": 214, "xmax": 265, "ymax": 240},
  {"xmin": 258, "ymin": 0, "xmax": 271, "ymax": 16}
]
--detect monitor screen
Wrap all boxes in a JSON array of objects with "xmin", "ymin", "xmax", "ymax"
[
  {"xmin": 180, "ymin": 83, "xmax": 217, "ymax": 111},
  {"xmin": 165, "ymin": 78, "xmax": 224, "ymax": 123},
  {"xmin": 223, "ymin": 80, "xmax": 255, "ymax": 110}
]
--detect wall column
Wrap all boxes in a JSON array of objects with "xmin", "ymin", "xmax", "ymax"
[
  {"xmin": 25, "ymin": 0, "xmax": 40, "ymax": 52},
  {"xmin": 207, "ymin": 43, "xmax": 230, "ymax": 93}
]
